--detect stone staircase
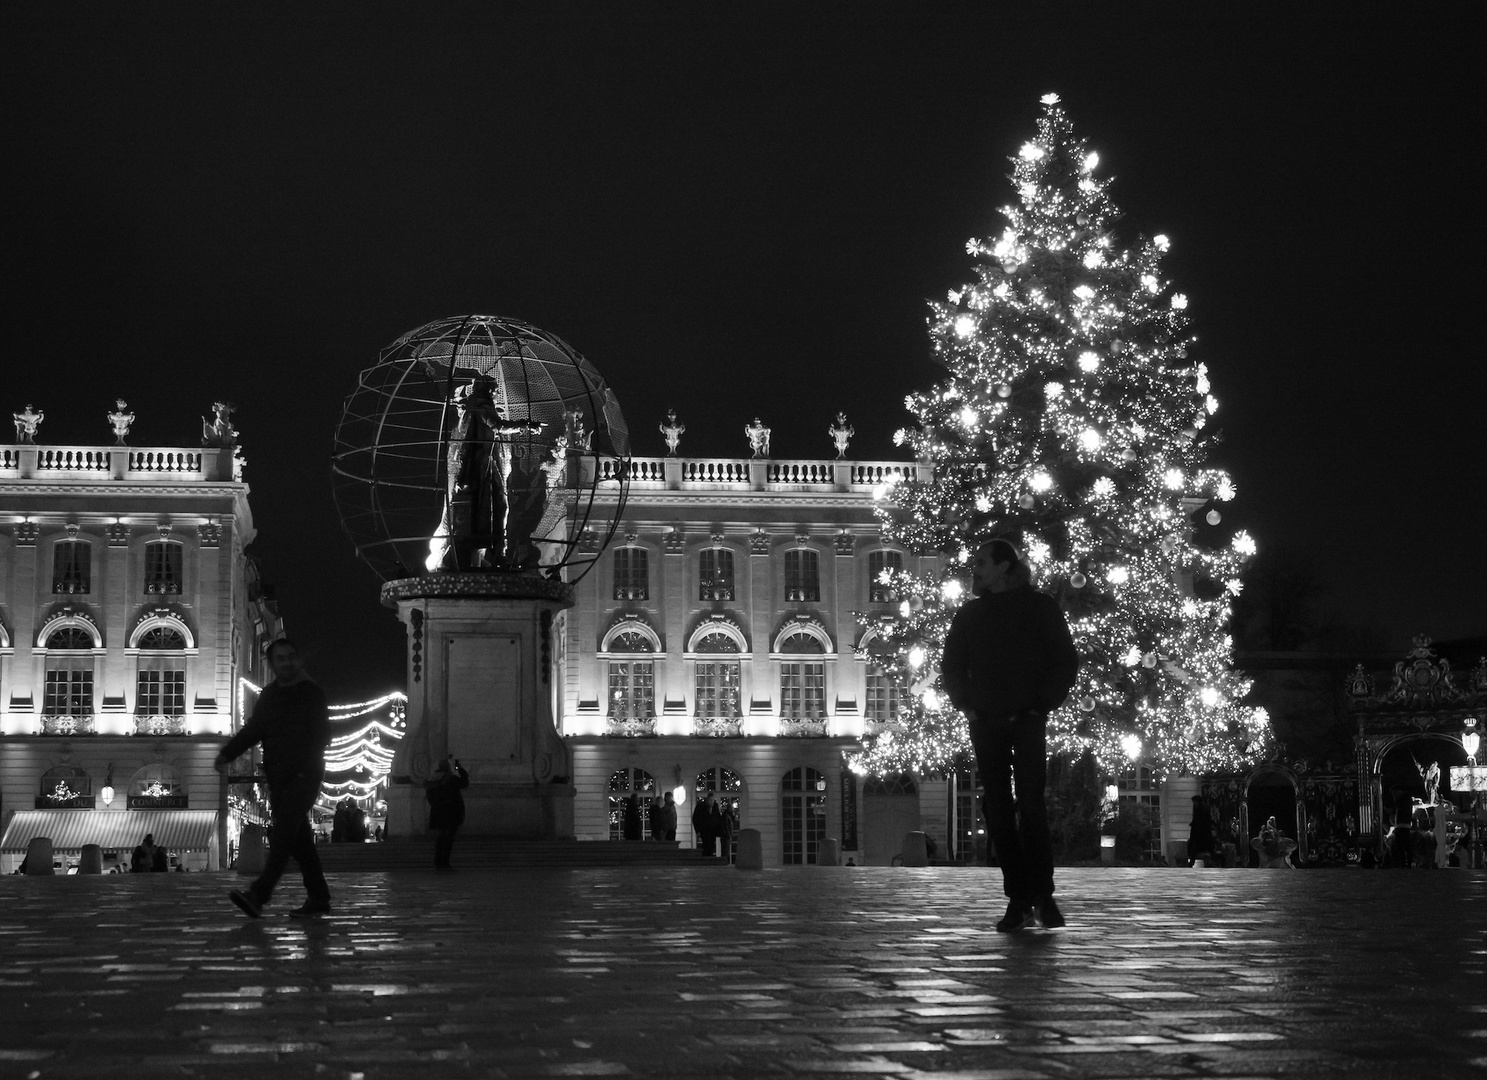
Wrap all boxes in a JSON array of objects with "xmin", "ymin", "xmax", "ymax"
[{"xmin": 313, "ymin": 838, "xmax": 727, "ymax": 872}]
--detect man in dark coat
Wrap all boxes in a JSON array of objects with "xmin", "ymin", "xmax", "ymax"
[
  {"xmin": 425, "ymin": 756, "xmax": 470, "ymax": 868},
  {"xmin": 943, "ymin": 539, "xmax": 1078, "ymax": 932},
  {"xmin": 1187, "ymin": 794, "xmax": 1215, "ymax": 867},
  {"xmin": 215, "ymin": 639, "xmax": 332, "ymax": 918}
]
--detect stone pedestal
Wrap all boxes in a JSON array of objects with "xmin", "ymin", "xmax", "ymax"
[{"xmin": 384, "ymin": 572, "xmax": 575, "ymax": 840}]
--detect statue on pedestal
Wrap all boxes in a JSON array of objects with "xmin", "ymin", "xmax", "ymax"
[
  {"xmin": 202, "ymin": 402, "xmax": 237, "ymax": 447},
  {"xmin": 13, "ymin": 404, "xmax": 43, "ymax": 444},
  {"xmin": 745, "ymin": 418, "xmax": 770, "ymax": 458},
  {"xmin": 829, "ymin": 412, "xmax": 854, "ymax": 458},
  {"xmin": 427, "ymin": 377, "xmax": 543, "ymax": 573},
  {"xmin": 107, "ymin": 400, "xmax": 135, "ymax": 445},
  {"xmin": 660, "ymin": 410, "xmax": 685, "ymax": 455}
]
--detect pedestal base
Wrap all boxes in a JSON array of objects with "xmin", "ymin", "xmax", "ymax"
[{"xmin": 387, "ymin": 780, "xmax": 574, "ymax": 841}]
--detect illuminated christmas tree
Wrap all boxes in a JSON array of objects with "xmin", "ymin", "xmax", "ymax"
[{"xmin": 857, "ymin": 94, "xmax": 1275, "ymax": 779}]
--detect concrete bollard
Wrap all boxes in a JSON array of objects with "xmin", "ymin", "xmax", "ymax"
[
  {"xmin": 236, "ymin": 826, "xmax": 266, "ymax": 875},
  {"xmin": 901, "ymin": 831, "xmax": 929, "ymax": 867},
  {"xmin": 25, "ymin": 836, "xmax": 55, "ymax": 875},
  {"xmin": 78, "ymin": 844, "xmax": 104, "ymax": 874},
  {"xmin": 735, "ymin": 828, "xmax": 764, "ymax": 870},
  {"xmin": 817, "ymin": 837, "xmax": 841, "ymax": 866}
]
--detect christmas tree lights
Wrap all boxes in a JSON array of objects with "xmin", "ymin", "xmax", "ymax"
[{"xmin": 856, "ymin": 95, "xmax": 1275, "ymax": 780}]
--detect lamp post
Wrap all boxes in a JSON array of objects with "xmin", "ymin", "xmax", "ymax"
[{"xmin": 1449, "ymin": 720, "xmax": 1485, "ymax": 868}]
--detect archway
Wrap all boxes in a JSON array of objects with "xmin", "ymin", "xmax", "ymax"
[
  {"xmin": 861, "ymin": 773, "xmax": 920, "ymax": 865},
  {"xmin": 1244, "ymin": 767, "xmax": 1298, "ymax": 867}
]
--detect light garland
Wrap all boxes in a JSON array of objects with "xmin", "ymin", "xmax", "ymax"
[{"xmin": 856, "ymin": 94, "xmax": 1275, "ymax": 781}]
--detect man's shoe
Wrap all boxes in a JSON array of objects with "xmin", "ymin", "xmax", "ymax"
[
  {"xmin": 995, "ymin": 901, "xmax": 1035, "ymax": 933},
  {"xmin": 228, "ymin": 889, "xmax": 262, "ymax": 919},
  {"xmin": 289, "ymin": 901, "xmax": 331, "ymax": 918},
  {"xmin": 1035, "ymin": 897, "xmax": 1066, "ymax": 929}
]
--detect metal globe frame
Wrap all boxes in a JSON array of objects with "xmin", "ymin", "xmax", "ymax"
[{"xmin": 332, "ymin": 315, "xmax": 630, "ymax": 584}]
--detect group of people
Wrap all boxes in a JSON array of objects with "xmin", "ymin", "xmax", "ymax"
[
  {"xmin": 130, "ymin": 833, "xmax": 171, "ymax": 873},
  {"xmin": 615, "ymin": 792, "xmax": 736, "ymax": 858}
]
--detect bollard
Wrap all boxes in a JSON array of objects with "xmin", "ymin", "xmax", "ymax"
[
  {"xmin": 236, "ymin": 826, "xmax": 266, "ymax": 875},
  {"xmin": 24, "ymin": 836, "xmax": 55, "ymax": 875},
  {"xmin": 817, "ymin": 837, "xmax": 841, "ymax": 866},
  {"xmin": 78, "ymin": 844, "xmax": 104, "ymax": 874},
  {"xmin": 734, "ymin": 828, "xmax": 763, "ymax": 870},
  {"xmin": 901, "ymin": 831, "xmax": 929, "ymax": 867}
]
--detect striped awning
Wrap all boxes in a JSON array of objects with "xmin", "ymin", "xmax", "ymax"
[{"xmin": 0, "ymin": 810, "xmax": 218, "ymax": 853}]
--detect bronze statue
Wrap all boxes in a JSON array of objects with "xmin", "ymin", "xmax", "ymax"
[{"xmin": 427, "ymin": 377, "xmax": 542, "ymax": 572}]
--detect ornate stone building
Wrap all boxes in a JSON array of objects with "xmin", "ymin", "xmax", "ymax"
[
  {"xmin": 557, "ymin": 420, "xmax": 952, "ymax": 865},
  {"xmin": 0, "ymin": 402, "xmax": 281, "ymax": 871}
]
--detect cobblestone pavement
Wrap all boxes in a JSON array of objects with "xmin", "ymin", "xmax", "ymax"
[{"xmin": 2, "ymin": 865, "xmax": 1485, "ymax": 1080}]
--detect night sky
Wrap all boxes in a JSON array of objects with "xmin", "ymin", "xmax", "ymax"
[{"xmin": 3, "ymin": 5, "xmax": 1482, "ymax": 700}]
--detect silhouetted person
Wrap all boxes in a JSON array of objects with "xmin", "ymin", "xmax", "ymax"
[
  {"xmin": 425, "ymin": 757, "xmax": 469, "ymax": 869},
  {"xmin": 1188, "ymin": 794, "xmax": 1214, "ymax": 867},
  {"xmin": 215, "ymin": 639, "xmax": 332, "ymax": 918},
  {"xmin": 131, "ymin": 834, "xmax": 158, "ymax": 874}
]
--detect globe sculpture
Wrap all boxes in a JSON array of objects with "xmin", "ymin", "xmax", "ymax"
[
  {"xmin": 331, "ymin": 315, "xmax": 632, "ymax": 842},
  {"xmin": 332, "ymin": 314, "xmax": 631, "ymax": 583}
]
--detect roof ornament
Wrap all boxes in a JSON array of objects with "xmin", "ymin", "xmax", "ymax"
[
  {"xmin": 744, "ymin": 418, "xmax": 771, "ymax": 458},
  {"xmin": 659, "ymin": 410, "xmax": 685, "ymax": 455},
  {"xmin": 829, "ymin": 412, "xmax": 854, "ymax": 459},
  {"xmin": 13, "ymin": 404, "xmax": 43, "ymax": 444},
  {"xmin": 107, "ymin": 400, "xmax": 135, "ymax": 445}
]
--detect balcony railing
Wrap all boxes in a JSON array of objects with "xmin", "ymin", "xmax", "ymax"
[
  {"xmin": 693, "ymin": 716, "xmax": 743, "ymax": 738},
  {"xmin": 606, "ymin": 716, "xmax": 657, "ymax": 738},
  {"xmin": 593, "ymin": 456, "xmax": 918, "ymax": 493},
  {"xmin": 779, "ymin": 717, "xmax": 829, "ymax": 737},
  {"xmin": 134, "ymin": 714, "xmax": 189, "ymax": 736},
  {"xmin": 0, "ymin": 446, "xmax": 227, "ymax": 482},
  {"xmin": 40, "ymin": 714, "xmax": 96, "ymax": 736}
]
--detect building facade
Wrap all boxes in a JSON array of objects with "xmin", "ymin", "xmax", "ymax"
[
  {"xmin": 559, "ymin": 447, "xmax": 964, "ymax": 865},
  {"xmin": 0, "ymin": 405, "xmax": 280, "ymax": 871}
]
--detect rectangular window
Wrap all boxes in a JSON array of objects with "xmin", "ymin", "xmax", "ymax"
[
  {"xmin": 613, "ymin": 547, "xmax": 648, "ymax": 602},
  {"xmin": 1118, "ymin": 766, "xmax": 1163, "ymax": 863},
  {"xmin": 144, "ymin": 542, "xmax": 183, "ymax": 595},
  {"xmin": 52, "ymin": 540, "xmax": 91, "ymax": 595},
  {"xmin": 44, "ymin": 669, "xmax": 93, "ymax": 715},
  {"xmin": 607, "ymin": 661, "xmax": 654, "ymax": 719},
  {"xmin": 698, "ymin": 548, "xmax": 735, "ymax": 602},
  {"xmin": 137, "ymin": 669, "xmax": 187, "ymax": 715},
  {"xmin": 784, "ymin": 548, "xmax": 820, "ymax": 603},
  {"xmin": 868, "ymin": 550, "xmax": 903, "ymax": 603},
  {"xmin": 695, "ymin": 661, "xmax": 742, "ymax": 717},
  {"xmin": 780, "ymin": 662, "xmax": 826, "ymax": 720},
  {"xmin": 865, "ymin": 668, "xmax": 901, "ymax": 728}
]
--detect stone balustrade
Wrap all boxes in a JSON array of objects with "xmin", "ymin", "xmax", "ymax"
[
  {"xmin": 593, "ymin": 456, "xmax": 917, "ymax": 493},
  {"xmin": 0, "ymin": 446, "xmax": 227, "ymax": 482}
]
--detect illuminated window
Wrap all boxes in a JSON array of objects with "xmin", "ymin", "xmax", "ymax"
[
  {"xmin": 781, "ymin": 766, "xmax": 828, "ymax": 864},
  {"xmin": 784, "ymin": 548, "xmax": 820, "ymax": 603},
  {"xmin": 699, "ymin": 547, "xmax": 735, "ymax": 602},
  {"xmin": 1117, "ymin": 765, "xmax": 1163, "ymax": 863},
  {"xmin": 144, "ymin": 541, "xmax": 183, "ymax": 595},
  {"xmin": 868, "ymin": 550, "xmax": 903, "ymax": 603},
  {"xmin": 865, "ymin": 666, "xmax": 901, "ymax": 729},
  {"xmin": 52, "ymin": 540, "xmax": 91, "ymax": 595},
  {"xmin": 137, "ymin": 627, "xmax": 187, "ymax": 716},
  {"xmin": 43, "ymin": 627, "xmax": 94, "ymax": 716},
  {"xmin": 613, "ymin": 547, "xmax": 648, "ymax": 601},
  {"xmin": 608, "ymin": 662, "xmax": 654, "ymax": 720},
  {"xmin": 607, "ymin": 767, "xmax": 657, "ymax": 842},
  {"xmin": 779, "ymin": 632, "xmax": 825, "ymax": 721}
]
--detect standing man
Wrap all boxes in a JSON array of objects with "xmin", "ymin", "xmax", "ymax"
[
  {"xmin": 215, "ymin": 639, "xmax": 332, "ymax": 918},
  {"xmin": 943, "ymin": 539, "xmax": 1078, "ymax": 932},
  {"xmin": 425, "ymin": 756, "xmax": 470, "ymax": 869}
]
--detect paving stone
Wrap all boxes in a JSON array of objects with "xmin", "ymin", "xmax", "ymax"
[{"xmin": 0, "ymin": 866, "xmax": 1484, "ymax": 1078}]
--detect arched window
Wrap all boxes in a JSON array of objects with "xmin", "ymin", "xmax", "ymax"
[
  {"xmin": 784, "ymin": 548, "xmax": 820, "ymax": 603},
  {"xmin": 693, "ymin": 630, "xmax": 742, "ymax": 733},
  {"xmin": 694, "ymin": 767, "xmax": 744, "ymax": 858},
  {"xmin": 779, "ymin": 632, "xmax": 826, "ymax": 725},
  {"xmin": 43, "ymin": 626, "xmax": 94, "ymax": 718},
  {"xmin": 613, "ymin": 546, "xmax": 648, "ymax": 602},
  {"xmin": 137, "ymin": 626, "xmax": 187, "ymax": 719},
  {"xmin": 781, "ymin": 767, "xmax": 828, "ymax": 864},
  {"xmin": 52, "ymin": 539, "xmax": 91, "ymax": 595},
  {"xmin": 608, "ymin": 767, "xmax": 657, "ymax": 841},
  {"xmin": 868, "ymin": 550, "xmax": 903, "ymax": 603},
  {"xmin": 144, "ymin": 540, "xmax": 183, "ymax": 595},
  {"xmin": 863, "ymin": 773, "xmax": 918, "ymax": 797},
  {"xmin": 699, "ymin": 547, "xmax": 735, "ymax": 602},
  {"xmin": 128, "ymin": 763, "xmax": 186, "ymax": 807},
  {"xmin": 38, "ymin": 764, "xmax": 92, "ymax": 808}
]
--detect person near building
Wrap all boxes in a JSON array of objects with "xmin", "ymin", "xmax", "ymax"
[
  {"xmin": 706, "ymin": 797, "xmax": 726, "ymax": 858},
  {"xmin": 622, "ymin": 794, "xmax": 643, "ymax": 841},
  {"xmin": 425, "ymin": 756, "xmax": 470, "ymax": 869},
  {"xmin": 214, "ymin": 639, "xmax": 332, "ymax": 918},
  {"xmin": 1188, "ymin": 794, "xmax": 1215, "ymax": 867},
  {"xmin": 131, "ymin": 833, "xmax": 159, "ymax": 874},
  {"xmin": 942, "ymin": 538, "xmax": 1078, "ymax": 932},
  {"xmin": 691, "ymin": 795, "xmax": 709, "ymax": 852},
  {"xmin": 657, "ymin": 791, "xmax": 678, "ymax": 842}
]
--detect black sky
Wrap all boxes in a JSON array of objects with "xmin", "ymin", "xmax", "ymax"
[{"xmin": 2, "ymin": 4, "xmax": 1482, "ymax": 699}]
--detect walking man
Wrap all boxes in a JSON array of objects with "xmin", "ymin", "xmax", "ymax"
[
  {"xmin": 425, "ymin": 756, "xmax": 469, "ymax": 868},
  {"xmin": 943, "ymin": 539, "xmax": 1078, "ymax": 932},
  {"xmin": 215, "ymin": 639, "xmax": 332, "ymax": 918}
]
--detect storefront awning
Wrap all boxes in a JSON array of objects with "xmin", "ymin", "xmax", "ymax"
[{"xmin": 0, "ymin": 810, "xmax": 218, "ymax": 853}]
